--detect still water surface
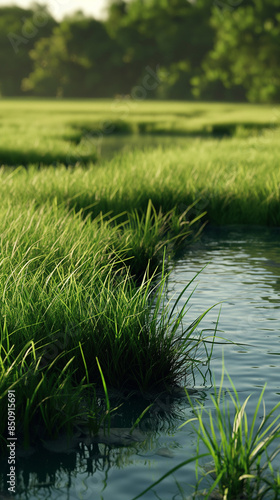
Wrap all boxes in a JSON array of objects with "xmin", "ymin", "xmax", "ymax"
[{"xmin": 2, "ymin": 226, "xmax": 280, "ymax": 499}]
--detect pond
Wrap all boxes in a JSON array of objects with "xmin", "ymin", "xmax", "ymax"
[{"xmin": 1, "ymin": 225, "xmax": 280, "ymax": 499}]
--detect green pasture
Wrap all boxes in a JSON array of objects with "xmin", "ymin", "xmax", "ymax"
[
  {"xmin": 1, "ymin": 99, "xmax": 280, "ymax": 165},
  {"xmin": 1, "ymin": 99, "xmax": 280, "ymax": 228},
  {"xmin": 0, "ymin": 100, "xmax": 280, "ymax": 492},
  {"xmin": 1, "ymin": 123, "xmax": 280, "ymax": 226}
]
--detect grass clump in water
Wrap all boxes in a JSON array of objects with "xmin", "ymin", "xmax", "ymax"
[
  {"xmin": 133, "ymin": 371, "xmax": 280, "ymax": 500},
  {"xmin": 70, "ymin": 262, "xmax": 215, "ymax": 393},
  {"xmin": 185, "ymin": 370, "xmax": 280, "ymax": 499}
]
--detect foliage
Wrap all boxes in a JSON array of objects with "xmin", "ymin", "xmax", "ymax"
[
  {"xmin": 195, "ymin": 0, "xmax": 280, "ymax": 102},
  {"xmin": 22, "ymin": 13, "xmax": 121, "ymax": 97},
  {"xmin": 105, "ymin": 0, "xmax": 214, "ymax": 100},
  {"xmin": 0, "ymin": 4, "xmax": 56, "ymax": 96},
  {"xmin": 1, "ymin": 0, "xmax": 279, "ymax": 101}
]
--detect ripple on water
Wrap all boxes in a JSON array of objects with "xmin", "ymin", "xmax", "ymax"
[{"xmin": 168, "ymin": 225, "xmax": 280, "ymax": 405}]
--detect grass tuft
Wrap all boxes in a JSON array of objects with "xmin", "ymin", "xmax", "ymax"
[
  {"xmin": 134, "ymin": 371, "xmax": 280, "ymax": 500},
  {"xmin": 183, "ymin": 368, "xmax": 280, "ymax": 499}
]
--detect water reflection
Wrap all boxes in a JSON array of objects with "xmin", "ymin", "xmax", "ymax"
[
  {"xmin": 0, "ymin": 389, "xmax": 208, "ymax": 499},
  {"xmin": 168, "ymin": 225, "xmax": 280, "ymax": 411}
]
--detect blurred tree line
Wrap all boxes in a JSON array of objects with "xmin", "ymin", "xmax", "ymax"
[{"xmin": 0, "ymin": 0, "xmax": 279, "ymax": 102}]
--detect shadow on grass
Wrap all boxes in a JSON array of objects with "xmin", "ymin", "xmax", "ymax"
[{"xmin": 0, "ymin": 148, "xmax": 98, "ymax": 167}]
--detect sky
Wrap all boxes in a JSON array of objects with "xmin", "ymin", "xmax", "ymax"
[{"xmin": 0, "ymin": 0, "xmax": 109, "ymax": 19}]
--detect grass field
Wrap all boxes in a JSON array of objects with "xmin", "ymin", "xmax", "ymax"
[
  {"xmin": 0, "ymin": 99, "xmax": 280, "ymax": 452},
  {"xmin": 1, "ymin": 99, "xmax": 280, "ymax": 165}
]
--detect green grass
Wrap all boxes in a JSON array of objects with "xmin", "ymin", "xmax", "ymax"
[
  {"xmin": 1, "ymin": 99, "xmax": 280, "ymax": 166},
  {"xmin": 1, "ymin": 99, "xmax": 280, "ymax": 226},
  {"xmin": 0, "ymin": 198, "xmax": 211, "ymax": 449},
  {"xmin": 186, "ymin": 372, "xmax": 280, "ymax": 499},
  {"xmin": 1, "ymin": 125, "xmax": 280, "ymax": 226}
]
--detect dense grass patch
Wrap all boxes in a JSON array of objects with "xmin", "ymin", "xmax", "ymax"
[
  {"xmin": 0, "ymin": 199, "xmax": 210, "ymax": 449},
  {"xmin": 1, "ymin": 99, "xmax": 279, "ymax": 226}
]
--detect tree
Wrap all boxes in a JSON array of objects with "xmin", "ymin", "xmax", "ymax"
[
  {"xmin": 106, "ymin": 0, "xmax": 215, "ymax": 99},
  {"xmin": 195, "ymin": 0, "xmax": 280, "ymax": 102},
  {"xmin": 23, "ymin": 13, "xmax": 121, "ymax": 97},
  {"xmin": 0, "ymin": 4, "xmax": 56, "ymax": 96}
]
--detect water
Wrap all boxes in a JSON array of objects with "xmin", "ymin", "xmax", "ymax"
[
  {"xmin": 1, "ymin": 226, "xmax": 280, "ymax": 499},
  {"xmin": 96, "ymin": 135, "xmax": 193, "ymax": 160},
  {"xmin": 168, "ymin": 225, "xmax": 280, "ymax": 402}
]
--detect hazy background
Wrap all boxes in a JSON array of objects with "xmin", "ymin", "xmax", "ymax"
[{"xmin": 0, "ymin": 0, "xmax": 279, "ymax": 102}]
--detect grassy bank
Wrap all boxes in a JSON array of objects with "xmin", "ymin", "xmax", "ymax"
[{"xmin": 0, "ymin": 198, "xmax": 208, "ymax": 450}]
